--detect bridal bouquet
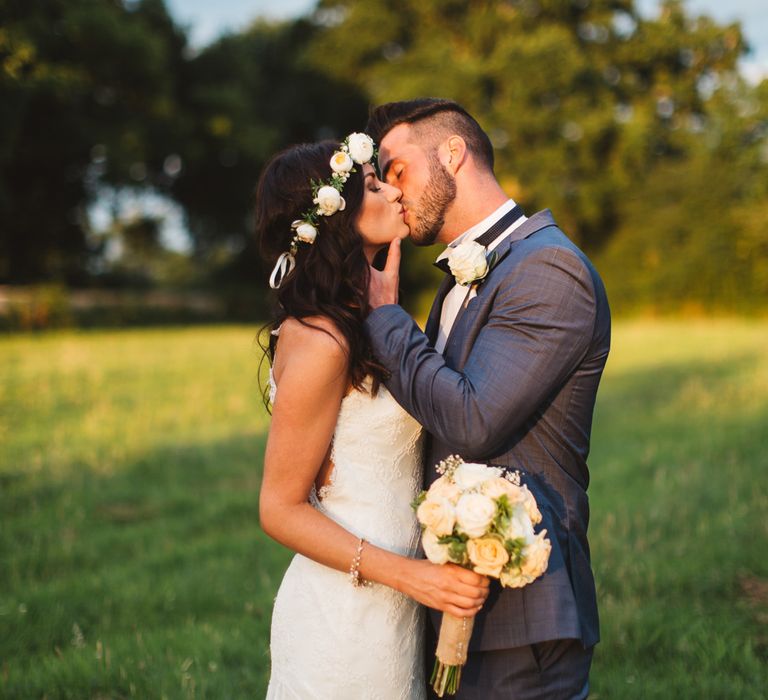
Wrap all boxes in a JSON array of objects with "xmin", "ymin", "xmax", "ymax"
[{"xmin": 413, "ymin": 456, "xmax": 551, "ymax": 697}]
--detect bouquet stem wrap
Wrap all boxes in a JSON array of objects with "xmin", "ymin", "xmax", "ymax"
[{"xmin": 432, "ymin": 613, "xmax": 474, "ymax": 697}]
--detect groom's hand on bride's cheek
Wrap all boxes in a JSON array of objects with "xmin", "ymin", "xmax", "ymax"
[{"xmin": 368, "ymin": 238, "xmax": 401, "ymax": 310}]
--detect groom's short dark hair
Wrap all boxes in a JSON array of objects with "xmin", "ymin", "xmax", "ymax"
[{"xmin": 366, "ymin": 98, "xmax": 495, "ymax": 171}]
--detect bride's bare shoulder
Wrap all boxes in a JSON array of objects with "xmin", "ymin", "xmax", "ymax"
[{"xmin": 278, "ymin": 316, "xmax": 349, "ymax": 361}]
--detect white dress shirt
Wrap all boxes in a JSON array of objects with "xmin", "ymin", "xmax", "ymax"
[{"xmin": 434, "ymin": 200, "xmax": 527, "ymax": 353}]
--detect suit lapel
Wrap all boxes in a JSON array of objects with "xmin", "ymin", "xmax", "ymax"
[
  {"xmin": 488, "ymin": 209, "xmax": 557, "ymax": 269},
  {"xmin": 426, "ymin": 210, "xmax": 558, "ymax": 348},
  {"xmin": 442, "ymin": 210, "xmax": 559, "ymax": 354}
]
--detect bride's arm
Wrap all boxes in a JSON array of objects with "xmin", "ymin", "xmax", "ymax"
[{"xmin": 259, "ymin": 317, "xmax": 488, "ymax": 618}]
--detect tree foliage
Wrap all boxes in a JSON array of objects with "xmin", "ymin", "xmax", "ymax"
[
  {"xmin": 307, "ymin": 0, "xmax": 766, "ymax": 312},
  {"xmin": 0, "ymin": 0, "xmax": 185, "ymax": 282},
  {"xmin": 1, "ymin": 0, "xmax": 766, "ymax": 315},
  {"xmin": 168, "ymin": 19, "xmax": 368, "ymax": 283}
]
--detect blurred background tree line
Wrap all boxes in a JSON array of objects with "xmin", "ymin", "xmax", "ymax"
[{"xmin": 1, "ymin": 0, "xmax": 766, "ymax": 327}]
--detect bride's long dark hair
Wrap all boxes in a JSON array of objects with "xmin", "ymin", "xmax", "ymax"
[{"xmin": 255, "ymin": 141, "xmax": 388, "ymax": 403}]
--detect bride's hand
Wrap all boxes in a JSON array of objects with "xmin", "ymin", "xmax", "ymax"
[
  {"xmin": 368, "ymin": 238, "xmax": 401, "ymax": 309},
  {"xmin": 401, "ymin": 559, "xmax": 490, "ymax": 618}
]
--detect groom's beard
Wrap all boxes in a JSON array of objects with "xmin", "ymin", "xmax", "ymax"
[{"xmin": 409, "ymin": 153, "xmax": 457, "ymax": 247}]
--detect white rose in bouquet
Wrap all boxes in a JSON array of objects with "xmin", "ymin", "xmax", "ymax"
[
  {"xmin": 447, "ymin": 240, "xmax": 489, "ymax": 286},
  {"xmin": 314, "ymin": 185, "xmax": 346, "ymax": 216},
  {"xmin": 504, "ymin": 509, "xmax": 535, "ymax": 543},
  {"xmin": 520, "ymin": 531, "xmax": 552, "ymax": 579},
  {"xmin": 428, "ymin": 475, "xmax": 462, "ymax": 502},
  {"xmin": 499, "ymin": 566, "xmax": 531, "ymax": 589},
  {"xmin": 417, "ymin": 497, "xmax": 456, "ymax": 537},
  {"xmin": 453, "ymin": 462, "xmax": 500, "ymax": 491},
  {"xmin": 520, "ymin": 484, "xmax": 543, "ymax": 524},
  {"xmin": 467, "ymin": 536, "xmax": 509, "ymax": 577},
  {"xmin": 455, "ymin": 493, "xmax": 496, "ymax": 538},
  {"xmin": 422, "ymin": 529, "xmax": 451, "ymax": 565},
  {"xmin": 346, "ymin": 132, "xmax": 375, "ymax": 164},
  {"xmin": 482, "ymin": 476, "xmax": 523, "ymax": 502}
]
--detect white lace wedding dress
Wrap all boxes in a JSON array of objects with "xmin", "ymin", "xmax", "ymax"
[{"xmin": 266, "ymin": 369, "xmax": 426, "ymax": 699}]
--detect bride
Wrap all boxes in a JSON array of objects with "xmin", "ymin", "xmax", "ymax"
[{"xmin": 256, "ymin": 134, "xmax": 489, "ymax": 699}]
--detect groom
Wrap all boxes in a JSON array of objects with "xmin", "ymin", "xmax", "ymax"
[{"xmin": 364, "ymin": 98, "xmax": 610, "ymax": 698}]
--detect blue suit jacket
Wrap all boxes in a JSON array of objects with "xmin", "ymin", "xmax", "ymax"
[{"xmin": 365, "ymin": 210, "xmax": 610, "ymax": 651}]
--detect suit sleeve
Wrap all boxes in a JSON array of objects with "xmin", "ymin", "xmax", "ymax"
[{"xmin": 365, "ymin": 245, "xmax": 597, "ymax": 458}]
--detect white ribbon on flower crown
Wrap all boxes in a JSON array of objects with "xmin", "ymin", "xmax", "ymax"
[
  {"xmin": 269, "ymin": 251, "xmax": 296, "ymax": 290},
  {"xmin": 265, "ymin": 131, "xmax": 376, "ymax": 289}
]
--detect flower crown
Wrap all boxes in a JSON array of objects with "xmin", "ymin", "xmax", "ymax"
[{"xmin": 268, "ymin": 132, "xmax": 378, "ymax": 289}]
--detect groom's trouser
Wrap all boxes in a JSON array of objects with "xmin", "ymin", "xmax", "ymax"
[{"xmin": 426, "ymin": 637, "xmax": 593, "ymax": 700}]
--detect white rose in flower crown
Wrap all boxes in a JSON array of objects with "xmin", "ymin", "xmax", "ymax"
[
  {"xmin": 455, "ymin": 493, "xmax": 497, "ymax": 538},
  {"xmin": 294, "ymin": 222, "xmax": 318, "ymax": 244},
  {"xmin": 346, "ymin": 132, "xmax": 375, "ymax": 164},
  {"xmin": 520, "ymin": 531, "xmax": 551, "ymax": 579},
  {"xmin": 428, "ymin": 475, "xmax": 462, "ymax": 503},
  {"xmin": 422, "ymin": 529, "xmax": 451, "ymax": 565},
  {"xmin": 467, "ymin": 536, "xmax": 509, "ymax": 577},
  {"xmin": 453, "ymin": 462, "xmax": 501, "ymax": 491},
  {"xmin": 417, "ymin": 497, "xmax": 456, "ymax": 537},
  {"xmin": 330, "ymin": 150, "xmax": 354, "ymax": 173},
  {"xmin": 447, "ymin": 240, "xmax": 490, "ymax": 286},
  {"xmin": 314, "ymin": 185, "xmax": 346, "ymax": 216}
]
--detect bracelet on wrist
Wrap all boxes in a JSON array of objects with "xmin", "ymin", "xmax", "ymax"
[{"xmin": 349, "ymin": 537, "xmax": 371, "ymax": 588}]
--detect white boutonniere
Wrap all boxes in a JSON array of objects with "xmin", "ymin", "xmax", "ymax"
[{"xmin": 447, "ymin": 240, "xmax": 499, "ymax": 287}]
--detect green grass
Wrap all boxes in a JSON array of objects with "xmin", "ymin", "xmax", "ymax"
[
  {"xmin": 588, "ymin": 320, "xmax": 768, "ymax": 699},
  {"xmin": 1, "ymin": 321, "xmax": 766, "ymax": 698}
]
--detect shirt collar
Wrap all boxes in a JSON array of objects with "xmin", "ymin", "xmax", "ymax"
[{"xmin": 435, "ymin": 199, "xmax": 519, "ymax": 263}]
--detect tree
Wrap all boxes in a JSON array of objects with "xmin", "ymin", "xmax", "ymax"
[
  {"xmin": 304, "ymin": 0, "xmax": 766, "ymax": 313},
  {"xmin": 0, "ymin": 0, "xmax": 185, "ymax": 283},
  {"xmin": 2, "ymin": 0, "xmax": 766, "ymax": 315},
  {"xmin": 168, "ymin": 18, "xmax": 369, "ymax": 279},
  {"xmin": 0, "ymin": 1, "xmax": 371, "ymax": 289}
]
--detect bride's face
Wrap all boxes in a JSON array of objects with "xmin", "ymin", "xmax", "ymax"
[{"xmin": 354, "ymin": 164, "xmax": 408, "ymax": 259}]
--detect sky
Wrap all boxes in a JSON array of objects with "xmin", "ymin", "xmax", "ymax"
[{"xmin": 165, "ymin": 0, "xmax": 768, "ymax": 82}]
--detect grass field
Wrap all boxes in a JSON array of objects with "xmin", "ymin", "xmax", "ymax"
[{"xmin": 1, "ymin": 321, "xmax": 766, "ymax": 698}]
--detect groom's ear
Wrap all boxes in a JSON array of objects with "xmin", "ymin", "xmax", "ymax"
[{"xmin": 440, "ymin": 135, "xmax": 467, "ymax": 175}]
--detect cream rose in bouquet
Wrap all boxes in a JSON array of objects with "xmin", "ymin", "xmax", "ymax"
[{"xmin": 413, "ymin": 456, "xmax": 551, "ymax": 697}]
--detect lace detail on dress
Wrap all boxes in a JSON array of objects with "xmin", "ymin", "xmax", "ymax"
[
  {"xmin": 316, "ymin": 480, "xmax": 333, "ymax": 501},
  {"xmin": 267, "ymin": 375, "xmax": 426, "ymax": 700}
]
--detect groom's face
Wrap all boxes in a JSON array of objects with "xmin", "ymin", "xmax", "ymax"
[{"xmin": 379, "ymin": 124, "xmax": 456, "ymax": 247}]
